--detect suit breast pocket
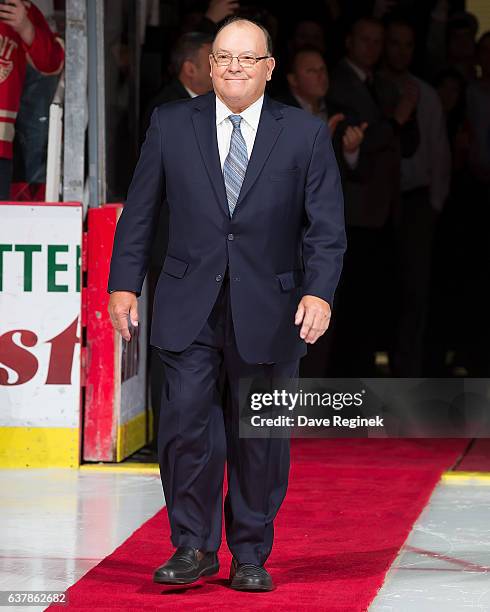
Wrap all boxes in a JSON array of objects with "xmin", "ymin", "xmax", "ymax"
[{"xmin": 269, "ymin": 167, "xmax": 301, "ymax": 182}]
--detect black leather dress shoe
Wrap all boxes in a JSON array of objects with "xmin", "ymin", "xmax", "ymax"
[
  {"xmin": 229, "ymin": 557, "xmax": 274, "ymax": 591},
  {"xmin": 153, "ymin": 546, "xmax": 219, "ymax": 584}
]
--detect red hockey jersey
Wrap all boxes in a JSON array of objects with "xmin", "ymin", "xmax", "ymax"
[{"xmin": 0, "ymin": 1, "xmax": 64, "ymax": 159}]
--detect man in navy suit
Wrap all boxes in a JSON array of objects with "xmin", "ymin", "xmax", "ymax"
[{"xmin": 108, "ymin": 17, "xmax": 346, "ymax": 591}]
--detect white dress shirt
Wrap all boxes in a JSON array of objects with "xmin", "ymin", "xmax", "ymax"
[
  {"xmin": 400, "ymin": 76, "xmax": 451, "ymax": 212},
  {"xmin": 292, "ymin": 93, "xmax": 329, "ymax": 123},
  {"xmin": 216, "ymin": 94, "xmax": 264, "ymax": 169},
  {"xmin": 183, "ymin": 85, "xmax": 198, "ymax": 98},
  {"xmin": 345, "ymin": 58, "xmax": 368, "ymax": 82}
]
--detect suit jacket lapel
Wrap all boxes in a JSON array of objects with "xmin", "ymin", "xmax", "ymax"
[
  {"xmin": 191, "ymin": 92, "xmax": 229, "ymax": 218},
  {"xmin": 235, "ymin": 95, "xmax": 283, "ymax": 211}
]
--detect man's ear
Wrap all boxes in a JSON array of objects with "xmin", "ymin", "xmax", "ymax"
[
  {"xmin": 287, "ymin": 72, "xmax": 296, "ymax": 89},
  {"xmin": 266, "ymin": 57, "xmax": 276, "ymax": 81},
  {"xmin": 182, "ymin": 59, "xmax": 196, "ymax": 79}
]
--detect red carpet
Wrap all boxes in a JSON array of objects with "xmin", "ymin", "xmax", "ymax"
[{"xmin": 49, "ymin": 439, "xmax": 468, "ymax": 611}]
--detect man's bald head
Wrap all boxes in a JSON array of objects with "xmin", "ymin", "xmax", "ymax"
[{"xmin": 213, "ymin": 17, "xmax": 273, "ymax": 57}]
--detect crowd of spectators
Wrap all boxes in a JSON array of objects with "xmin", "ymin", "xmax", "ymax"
[{"xmin": 143, "ymin": 0, "xmax": 490, "ymax": 380}]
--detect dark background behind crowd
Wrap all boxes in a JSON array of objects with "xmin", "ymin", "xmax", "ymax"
[{"xmin": 136, "ymin": 0, "xmax": 490, "ymax": 407}]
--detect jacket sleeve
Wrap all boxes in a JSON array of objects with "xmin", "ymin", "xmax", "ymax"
[
  {"xmin": 107, "ymin": 108, "xmax": 166, "ymax": 296},
  {"xmin": 21, "ymin": 2, "xmax": 65, "ymax": 75},
  {"xmin": 301, "ymin": 121, "xmax": 347, "ymax": 306}
]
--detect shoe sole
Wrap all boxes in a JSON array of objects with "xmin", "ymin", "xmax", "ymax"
[
  {"xmin": 153, "ymin": 562, "xmax": 219, "ymax": 585},
  {"xmin": 229, "ymin": 580, "xmax": 274, "ymax": 592},
  {"xmin": 230, "ymin": 584, "xmax": 274, "ymax": 593}
]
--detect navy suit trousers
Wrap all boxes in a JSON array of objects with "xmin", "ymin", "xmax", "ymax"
[{"xmin": 157, "ymin": 266, "xmax": 300, "ymax": 566}]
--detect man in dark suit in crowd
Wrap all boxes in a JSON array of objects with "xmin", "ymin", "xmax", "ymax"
[
  {"xmin": 108, "ymin": 17, "xmax": 346, "ymax": 591},
  {"xmin": 327, "ymin": 16, "xmax": 419, "ymax": 376},
  {"xmin": 143, "ymin": 31, "xmax": 214, "ymax": 135},
  {"xmin": 280, "ymin": 46, "xmax": 367, "ymax": 167}
]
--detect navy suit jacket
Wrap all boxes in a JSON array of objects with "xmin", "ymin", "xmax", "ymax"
[{"xmin": 108, "ymin": 91, "xmax": 346, "ymax": 364}]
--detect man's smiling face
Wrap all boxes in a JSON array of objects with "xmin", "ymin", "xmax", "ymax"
[{"xmin": 210, "ymin": 20, "xmax": 275, "ymax": 112}]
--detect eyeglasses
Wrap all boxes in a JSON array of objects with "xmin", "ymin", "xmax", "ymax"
[{"xmin": 211, "ymin": 52, "xmax": 271, "ymax": 67}]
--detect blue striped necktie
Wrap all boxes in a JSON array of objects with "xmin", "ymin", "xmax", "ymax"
[{"xmin": 223, "ymin": 114, "xmax": 248, "ymax": 217}]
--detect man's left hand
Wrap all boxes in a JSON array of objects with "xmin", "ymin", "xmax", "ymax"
[
  {"xmin": 0, "ymin": 0, "xmax": 34, "ymax": 45},
  {"xmin": 295, "ymin": 295, "xmax": 331, "ymax": 344}
]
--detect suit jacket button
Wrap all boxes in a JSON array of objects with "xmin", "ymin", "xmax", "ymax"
[
  {"xmin": 215, "ymin": 274, "xmax": 223, "ymax": 281},
  {"xmin": 227, "ymin": 233, "xmax": 234, "ymax": 241}
]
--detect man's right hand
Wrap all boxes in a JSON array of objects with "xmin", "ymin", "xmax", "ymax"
[{"xmin": 108, "ymin": 291, "xmax": 138, "ymax": 341}]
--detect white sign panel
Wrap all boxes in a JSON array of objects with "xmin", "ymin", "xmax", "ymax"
[{"xmin": 0, "ymin": 203, "xmax": 82, "ymax": 428}]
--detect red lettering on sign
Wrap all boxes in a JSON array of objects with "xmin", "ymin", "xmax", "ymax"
[
  {"xmin": 45, "ymin": 318, "xmax": 80, "ymax": 385},
  {"xmin": 0, "ymin": 330, "xmax": 38, "ymax": 385},
  {"xmin": 0, "ymin": 318, "xmax": 80, "ymax": 386}
]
